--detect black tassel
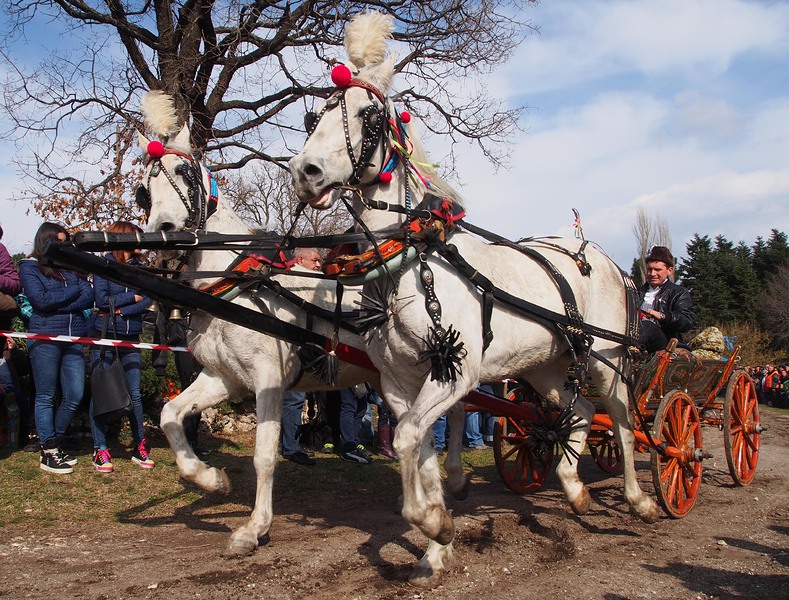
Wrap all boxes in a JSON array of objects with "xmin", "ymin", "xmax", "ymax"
[
  {"xmin": 298, "ymin": 343, "xmax": 339, "ymax": 387},
  {"xmin": 525, "ymin": 403, "xmax": 585, "ymax": 462},
  {"xmin": 353, "ymin": 281, "xmax": 390, "ymax": 332},
  {"xmin": 418, "ymin": 324, "xmax": 466, "ymax": 383}
]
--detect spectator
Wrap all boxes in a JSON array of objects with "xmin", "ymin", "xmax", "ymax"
[
  {"xmin": 279, "ymin": 247, "xmax": 323, "ymax": 467},
  {"xmin": 281, "ymin": 391, "xmax": 315, "ymax": 465},
  {"xmin": 19, "ymin": 222, "xmax": 94, "ymax": 474},
  {"xmin": 463, "ymin": 384, "xmax": 495, "ymax": 451},
  {"xmin": 339, "ymin": 385, "xmax": 373, "ymax": 464},
  {"xmin": 637, "ymin": 246, "xmax": 696, "ymax": 352},
  {"xmin": 433, "ymin": 414, "xmax": 447, "ymax": 456},
  {"xmin": 151, "ymin": 307, "xmax": 206, "ymax": 458},
  {"xmin": 0, "ymin": 222, "xmax": 22, "ymax": 330},
  {"xmin": 88, "ymin": 221, "xmax": 153, "ymax": 473},
  {"xmin": 0, "ymin": 335, "xmax": 32, "ymax": 449},
  {"xmin": 363, "ymin": 385, "xmax": 397, "ymax": 459}
]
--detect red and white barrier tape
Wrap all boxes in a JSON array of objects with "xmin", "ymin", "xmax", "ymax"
[{"xmin": 0, "ymin": 331, "xmax": 190, "ymax": 352}]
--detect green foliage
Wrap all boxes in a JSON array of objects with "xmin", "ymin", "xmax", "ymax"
[
  {"xmin": 677, "ymin": 234, "xmax": 760, "ymax": 327},
  {"xmin": 752, "ymin": 229, "xmax": 789, "ymax": 283}
]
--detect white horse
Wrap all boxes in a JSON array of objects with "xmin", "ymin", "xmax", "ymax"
[
  {"xmin": 289, "ymin": 12, "xmax": 661, "ymax": 586},
  {"xmin": 137, "ymin": 90, "xmax": 403, "ymax": 558}
]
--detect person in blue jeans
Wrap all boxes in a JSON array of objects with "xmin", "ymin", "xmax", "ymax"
[
  {"xmin": 339, "ymin": 386, "xmax": 373, "ymax": 464},
  {"xmin": 89, "ymin": 221, "xmax": 153, "ymax": 473},
  {"xmin": 281, "ymin": 390, "xmax": 315, "ymax": 466},
  {"xmin": 19, "ymin": 222, "xmax": 94, "ymax": 474}
]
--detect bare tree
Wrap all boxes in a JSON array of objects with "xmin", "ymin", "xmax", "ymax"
[
  {"xmin": 223, "ymin": 163, "xmax": 352, "ymax": 236},
  {"xmin": 632, "ymin": 206, "xmax": 672, "ymax": 280},
  {"xmin": 757, "ymin": 265, "xmax": 789, "ymax": 350},
  {"xmin": 1, "ymin": 1, "xmax": 537, "ymax": 227}
]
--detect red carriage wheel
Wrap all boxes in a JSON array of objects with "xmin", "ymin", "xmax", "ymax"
[
  {"xmin": 493, "ymin": 387, "xmax": 554, "ymax": 494},
  {"xmin": 723, "ymin": 370, "xmax": 761, "ymax": 486},
  {"xmin": 588, "ymin": 429, "xmax": 623, "ymax": 473},
  {"xmin": 650, "ymin": 390, "xmax": 703, "ymax": 518}
]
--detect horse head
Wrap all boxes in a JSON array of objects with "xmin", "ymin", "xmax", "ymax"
[
  {"xmin": 136, "ymin": 91, "xmax": 218, "ymax": 238},
  {"xmin": 289, "ymin": 12, "xmax": 398, "ymax": 210}
]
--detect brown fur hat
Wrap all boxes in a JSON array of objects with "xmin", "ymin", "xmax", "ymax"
[{"xmin": 645, "ymin": 246, "xmax": 675, "ymax": 268}]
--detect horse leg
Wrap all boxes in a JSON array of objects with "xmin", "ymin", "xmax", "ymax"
[
  {"xmin": 592, "ymin": 360, "xmax": 661, "ymax": 523},
  {"xmin": 224, "ymin": 387, "xmax": 283, "ymax": 556},
  {"xmin": 160, "ymin": 371, "xmax": 235, "ymax": 493},
  {"xmin": 391, "ymin": 385, "xmax": 465, "ymax": 587},
  {"xmin": 443, "ymin": 403, "xmax": 470, "ymax": 500},
  {"xmin": 527, "ymin": 365, "xmax": 593, "ymax": 515}
]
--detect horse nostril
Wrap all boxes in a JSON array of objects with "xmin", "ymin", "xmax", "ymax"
[
  {"xmin": 160, "ymin": 222, "xmax": 176, "ymax": 232},
  {"xmin": 304, "ymin": 163, "xmax": 323, "ymax": 178}
]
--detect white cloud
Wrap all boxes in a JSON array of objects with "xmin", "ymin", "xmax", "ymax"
[{"xmin": 505, "ymin": 0, "xmax": 789, "ymax": 96}]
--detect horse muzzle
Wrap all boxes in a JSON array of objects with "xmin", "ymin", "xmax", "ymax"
[{"xmin": 289, "ymin": 154, "xmax": 343, "ymax": 208}]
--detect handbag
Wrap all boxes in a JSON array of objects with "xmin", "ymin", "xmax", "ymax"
[{"xmin": 91, "ymin": 300, "xmax": 133, "ymax": 423}]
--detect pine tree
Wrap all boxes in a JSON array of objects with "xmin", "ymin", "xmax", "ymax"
[{"xmin": 752, "ymin": 229, "xmax": 789, "ymax": 283}]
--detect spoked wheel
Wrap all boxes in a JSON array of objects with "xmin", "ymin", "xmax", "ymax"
[
  {"xmin": 588, "ymin": 428, "xmax": 623, "ymax": 473},
  {"xmin": 723, "ymin": 370, "xmax": 761, "ymax": 486},
  {"xmin": 493, "ymin": 387, "xmax": 554, "ymax": 494},
  {"xmin": 650, "ymin": 390, "xmax": 704, "ymax": 518}
]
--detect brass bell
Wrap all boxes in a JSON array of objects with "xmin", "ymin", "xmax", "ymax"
[
  {"xmin": 168, "ymin": 308, "xmax": 183, "ymax": 321},
  {"xmin": 146, "ymin": 301, "xmax": 161, "ymax": 313}
]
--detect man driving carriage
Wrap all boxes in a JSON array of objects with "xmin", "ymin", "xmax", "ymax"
[{"xmin": 638, "ymin": 246, "xmax": 697, "ymax": 352}]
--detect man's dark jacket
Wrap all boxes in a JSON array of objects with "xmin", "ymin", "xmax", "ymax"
[{"xmin": 639, "ymin": 279, "xmax": 696, "ymax": 343}]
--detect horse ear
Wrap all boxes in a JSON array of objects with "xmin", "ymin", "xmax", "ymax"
[
  {"xmin": 361, "ymin": 55, "xmax": 395, "ymax": 94},
  {"xmin": 172, "ymin": 124, "xmax": 191, "ymax": 152},
  {"xmin": 137, "ymin": 131, "xmax": 151, "ymax": 151}
]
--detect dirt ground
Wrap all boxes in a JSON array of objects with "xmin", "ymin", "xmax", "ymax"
[{"xmin": 2, "ymin": 409, "xmax": 787, "ymax": 600}]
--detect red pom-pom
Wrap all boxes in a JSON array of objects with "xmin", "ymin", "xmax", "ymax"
[
  {"xmin": 379, "ymin": 171, "xmax": 393, "ymax": 185},
  {"xmin": 147, "ymin": 140, "xmax": 165, "ymax": 159},
  {"xmin": 331, "ymin": 65, "xmax": 353, "ymax": 87},
  {"xmin": 400, "ymin": 111, "xmax": 412, "ymax": 124}
]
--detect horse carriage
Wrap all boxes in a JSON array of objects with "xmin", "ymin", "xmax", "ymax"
[
  {"xmin": 38, "ymin": 12, "xmax": 763, "ymax": 587},
  {"xmin": 464, "ymin": 338, "xmax": 762, "ymax": 518}
]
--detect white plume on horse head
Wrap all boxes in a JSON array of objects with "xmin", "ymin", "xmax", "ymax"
[
  {"xmin": 344, "ymin": 11, "xmax": 393, "ymax": 68},
  {"xmin": 140, "ymin": 90, "xmax": 180, "ymax": 139}
]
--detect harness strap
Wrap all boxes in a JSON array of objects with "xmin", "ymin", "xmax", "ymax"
[{"xmin": 434, "ymin": 242, "xmax": 637, "ymax": 348}]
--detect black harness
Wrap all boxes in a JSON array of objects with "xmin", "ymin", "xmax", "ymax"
[
  {"xmin": 305, "ymin": 79, "xmax": 388, "ymax": 186},
  {"xmin": 135, "ymin": 147, "xmax": 219, "ymax": 273}
]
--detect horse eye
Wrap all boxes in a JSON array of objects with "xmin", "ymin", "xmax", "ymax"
[
  {"xmin": 135, "ymin": 186, "xmax": 151, "ymax": 212},
  {"xmin": 304, "ymin": 111, "xmax": 318, "ymax": 133},
  {"xmin": 174, "ymin": 164, "xmax": 185, "ymax": 176}
]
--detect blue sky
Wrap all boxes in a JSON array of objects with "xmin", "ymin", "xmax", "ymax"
[
  {"xmin": 444, "ymin": 0, "xmax": 789, "ymax": 268},
  {"xmin": 2, "ymin": 0, "xmax": 789, "ymax": 272}
]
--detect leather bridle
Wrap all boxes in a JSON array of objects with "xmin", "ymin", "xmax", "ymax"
[
  {"xmin": 304, "ymin": 79, "xmax": 388, "ymax": 185},
  {"xmin": 135, "ymin": 146, "xmax": 218, "ymax": 275}
]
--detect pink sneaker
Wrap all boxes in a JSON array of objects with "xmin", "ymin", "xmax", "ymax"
[
  {"xmin": 92, "ymin": 448, "xmax": 114, "ymax": 473},
  {"xmin": 131, "ymin": 439, "xmax": 155, "ymax": 469}
]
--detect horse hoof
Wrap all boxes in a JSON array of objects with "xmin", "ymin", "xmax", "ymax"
[
  {"xmin": 450, "ymin": 475, "xmax": 471, "ymax": 501},
  {"xmin": 570, "ymin": 488, "xmax": 592, "ymax": 515},
  {"xmin": 633, "ymin": 500, "xmax": 662, "ymax": 524},
  {"xmin": 211, "ymin": 468, "xmax": 232, "ymax": 495},
  {"xmin": 408, "ymin": 565, "xmax": 444, "ymax": 589},
  {"xmin": 221, "ymin": 540, "xmax": 256, "ymax": 558}
]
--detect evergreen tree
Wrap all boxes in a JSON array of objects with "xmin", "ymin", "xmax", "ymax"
[
  {"xmin": 678, "ymin": 234, "xmax": 759, "ymax": 326},
  {"xmin": 752, "ymin": 229, "xmax": 789, "ymax": 283},
  {"xmin": 677, "ymin": 234, "xmax": 717, "ymax": 326}
]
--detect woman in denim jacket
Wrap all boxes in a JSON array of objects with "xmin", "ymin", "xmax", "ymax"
[
  {"xmin": 89, "ymin": 221, "xmax": 154, "ymax": 473},
  {"xmin": 19, "ymin": 222, "xmax": 94, "ymax": 474}
]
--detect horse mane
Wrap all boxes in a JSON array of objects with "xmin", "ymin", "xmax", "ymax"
[
  {"xmin": 140, "ymin": 90, "xmax": 180, "ymax": 139},
  {"xmin": 405, "ymin": 122, "xmax": 466, "ymax": 209},
  {"xmin": 344, "ymin": 11, "xmax": 393, "ymax": 68}
]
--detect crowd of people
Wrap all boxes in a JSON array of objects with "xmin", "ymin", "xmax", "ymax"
[
  {"xmin": 747, "ymin": 365, "xmax": 789, "ymax": 408},
  {"xmin": 0, "ymin": 226, "xmax": 496, "ymax": 477}
]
